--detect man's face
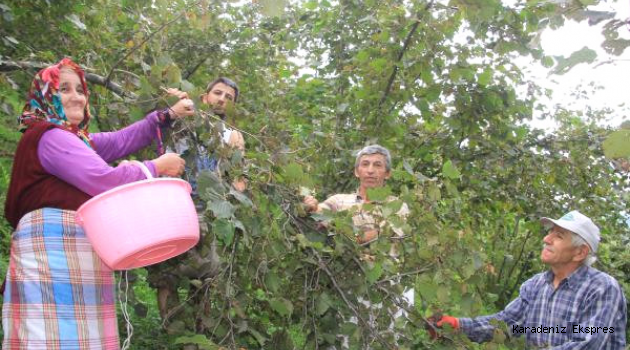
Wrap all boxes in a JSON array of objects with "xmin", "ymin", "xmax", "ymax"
[
  {"xmin": 202, "ymin": 82, "xmax": 236, "ymax": 115},
  {"xmin": 354, "ymin": 153, "xmax": 390, "ymax": 189},
  {"xmin": 540, "ymin": 225, "xmax": 585, "ymax": 267}
]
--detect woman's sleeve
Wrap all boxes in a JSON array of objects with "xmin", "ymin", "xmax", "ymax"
[
  {"xmin": 38, "ymin": 128, "xmax": 158, "ymax": 196},
  {"xmin": 91, "ymin": 109, "xmax": 171, "ymax": 162}
]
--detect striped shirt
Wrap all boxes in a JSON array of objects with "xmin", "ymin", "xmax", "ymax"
[{"xmin": 459, "ymin": 265, "xmax": 627, "ymax": 349}]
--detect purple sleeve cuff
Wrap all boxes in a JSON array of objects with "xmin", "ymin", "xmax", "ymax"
[
  {"xmin": 143, "ymin": 160, "xmax": 158, "ymax": 178},
  {"xmin": 156, "ymin": 108, "xmax": 173, "ymax": 127}
]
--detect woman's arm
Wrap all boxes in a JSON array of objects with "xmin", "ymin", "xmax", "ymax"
[
  {"xmin": 91, "ymin": 110, "xmax": 164, "ymax": 162},
  {"xmin": 39, "ymin": 128, "xmax": 158, "ymax": 196},
  {"xmin": 92, "ymin": 99, "xmax": 195, "ymax": 162}
]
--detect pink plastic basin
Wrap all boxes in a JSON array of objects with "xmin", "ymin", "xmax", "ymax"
[{"xmin": 76, "ymin": 162, "xmax": 199, "ymax": 270}]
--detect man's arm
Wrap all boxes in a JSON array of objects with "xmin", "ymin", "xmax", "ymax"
[{"xmin": 458, "ymin": 279, "xmax": 532, "ymax": 343}]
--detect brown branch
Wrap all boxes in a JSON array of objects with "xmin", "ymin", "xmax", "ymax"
[
  {"xmin": 378, "ymin": 1, "xmax": 434, "ymax": 108},
  {"xmin": 0, "ymin": 60, "xmax": 137, "ymax": 99},
  {"xmin": 84, "ymin": 73, "xmax": 137, "ymax": 99},
  {"xmin": 184, "ymin": 57, "xmax": 208, "ymax": 80},
  {"xmin": 0, "ymin": 59, "xmax": 47, "ymax": 72}
]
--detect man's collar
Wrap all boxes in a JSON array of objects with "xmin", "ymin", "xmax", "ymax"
[
  {"xmin": 545, "ymin": 264, "xmax": 590, "ymax": 289},
  {"xmin": 565, "ymin": 264, "xmax": 590, "ymax": 288}
]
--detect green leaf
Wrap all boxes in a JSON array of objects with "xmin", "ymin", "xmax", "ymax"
[
  {"xmin": 442, "ymin": 160, "xmax": 461, "ymax": 179},
  {"xmin": 369, "ymin": 58, "xmax": 389, "ymax": 72},
  {"xmin": 416, "ymin": 279, "xmax": 437, "ymax": 302},
  {"xmin": 265, "ymin": 271, "xmax": 281, "ymax": 293},
  {"xmin": 382, "ymin": 200, "xmax": 403, "ymax": 218},
  {"xmin": 212, "ymin": 219, "xmax": 235, "ymax": 245},
  {"xmin": 208, "ymin": 200, "xmax": 235, "ymax": 219},
  {"xmin": 551, "ymin": 47, "xmax": 597, "ymax": 75},
  {"xmin": 198, "ymin": 171, "xmax": 228, "ymax": 202},
  {"xmin": 229, "ymin": 188, "xmax": 253, "ymax": 207},
  {"xmin": 541, "ymin": 56, "xmax": 555, "ymax": 68},
  {"xmin": 269, "ymin": 297, "xmax": 294, "ymax": 317},
  {"xmin": 259, "ymin": 0, "xmax": 287, "ymax": 17},
  {"xmin": 179, "ymin": 79, "xmax": 195, "ymax": 92},
  {"xmin": 164, "ymin": 64, "xmax": 182, "ymax": 85},
  {"xmin": 190, "ymin": 279, "xmax": 203, "ymax": 289},
  {"xmin": 366, "ymin": 262, "xmax": 383, "ymax": 284},
  {"xmin": 174, "ymin": 334, "xmax": 220, "ymax": 350},
  {"xmin": 282, "ymin": 162, "xmax": 305, "ymax": 184},
  {"xmin": 477, "ymin": 68, "xmax": 492, "ymax": 86},
  {"xmin": 303, "ymin": 0, "xmax": 318, "ymax": 10},
  {"xmin": 603, "ymin": 130, "xmax": 630, "ymax": 158},
  {"xmin": 366, "ymin": 186, "xmax": 391, "ymax": 201},
  {"xmin": 316, "ymin": 292, "xmax": 334, "ymax": 315}
]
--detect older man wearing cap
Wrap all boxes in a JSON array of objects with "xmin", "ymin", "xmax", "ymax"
[{"xmin": 434, "ymin": 210, "xmax": 627, "ymax": 349}]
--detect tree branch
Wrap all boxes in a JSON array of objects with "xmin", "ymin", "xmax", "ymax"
[
  {"xmin": 84, "ymin": 73, "xmax": 137, "ymax": 99},
  {"xmin": 0, "ymin": 60, "xmax": 137, "ymax": 99},
  {"xmin": 184, "ymin": 57, "xmax": 208, "ymax": 80},
  {"xmin": 378, "ymin": 1, "xmax": 434, "ymax": 108}
]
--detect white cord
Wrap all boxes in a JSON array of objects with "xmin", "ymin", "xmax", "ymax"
[{"xmin": 118, "ymin": 271, "xmax": 134, "ymax": 350}]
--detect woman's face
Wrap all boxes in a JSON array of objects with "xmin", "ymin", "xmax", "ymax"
[
  {"xmin": 202, "ymin": 82, "xmax": 236, "ymax": 115},
  {"xmin": 59, "ymin": 68, "xmax": 87, "ymax": 125}
]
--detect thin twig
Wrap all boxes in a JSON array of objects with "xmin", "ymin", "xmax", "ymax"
[
  {"xmin": 198, "ymin": 110, "xmax": 266, "ymax": 148},
  {"xmin": 184, "ymin": 57, "xmax": 208, "ymax": 80},
  {"xmin": 377, "ymin": 1, "xmax": 434, "ymax": 109},
  {"xmin": 224, "ymin": 229, "xmax": 241, "ymax": 348},
  {"xmin": 375, "ymin": 264, "xmax": 434, "ymax": 284}
]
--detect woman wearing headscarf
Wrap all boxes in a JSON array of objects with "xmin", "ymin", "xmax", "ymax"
[{"xmin": 1, "ymin": 58, "xmax": 194, "ymax": 349}]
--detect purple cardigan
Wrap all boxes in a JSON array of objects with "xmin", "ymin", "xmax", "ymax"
[{"xmin": 37, "ymin": 111, "xmax": 163, "ymax": 197}]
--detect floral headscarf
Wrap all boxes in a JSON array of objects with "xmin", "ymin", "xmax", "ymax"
[{"xmin": 19, "ymin": 57, "xmax": 93, "ymax": 148}]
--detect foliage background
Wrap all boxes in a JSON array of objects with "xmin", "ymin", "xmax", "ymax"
[{"xmin": 1, "ymin": 0, "xmax": 629, "ymax": 349}]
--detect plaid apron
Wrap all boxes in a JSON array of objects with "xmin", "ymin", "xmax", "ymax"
[{"xmin": 2, "ymin": 208, "xmax": 119, "ymax": 349}]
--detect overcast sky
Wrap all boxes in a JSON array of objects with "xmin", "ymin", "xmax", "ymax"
[{"xmin": 525, "ymin": 0, "xmax": 630, "ymax": 129}]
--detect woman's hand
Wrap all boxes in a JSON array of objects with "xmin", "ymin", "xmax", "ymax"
[
  {"xmin": 164, "ymin": 88, "xmax": 189, "ymax": 99},
  {"xmin": 152, "ymin": 153, "xmax": 185, "ymax": 177},
  {"xmin": 228, "ymin": 130, "xmax": 245, "ymax": 151},
  {"xmin": 169, "ymin": 98, "xmax": 195, "ymax": 119}
]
